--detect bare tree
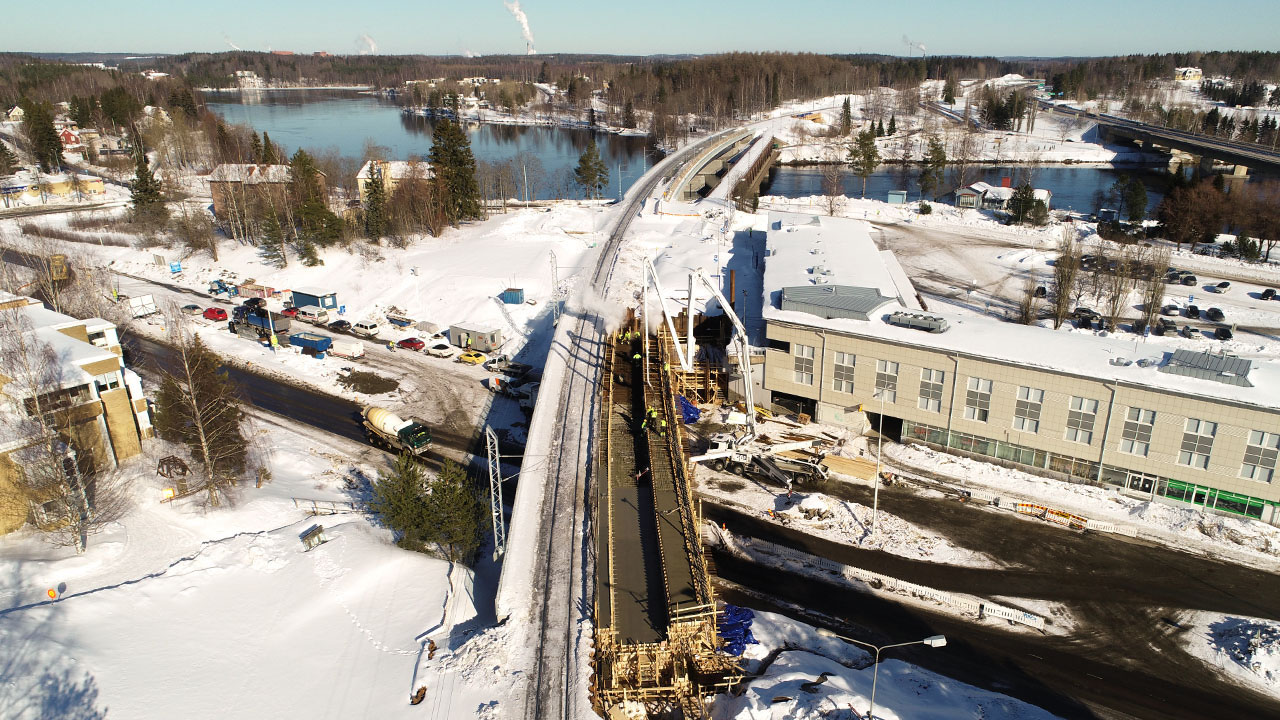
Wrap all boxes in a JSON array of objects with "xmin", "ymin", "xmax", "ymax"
[
  {"xmin": 0, "ymin": 308, "xmax": 130, "ymax": 552},
  {"xmin": 1103, "ymin": 245, "xmax": 1136, "ymax": 331},
  {"xmin": 820, "ymin": 153, "xmax": 845, "ymax": 216},
  {"xmin": 1016, "ymin": 275, "xmax": 1041, "ymax": 325},
  {"xmin": 1050, "ymin": 234, "xmax": 1082, "ymax": 329}
]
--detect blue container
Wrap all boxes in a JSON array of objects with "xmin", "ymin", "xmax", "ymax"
[{"xmin": 500, "ymin": 288, "xmax": 525, "ymax": 305}]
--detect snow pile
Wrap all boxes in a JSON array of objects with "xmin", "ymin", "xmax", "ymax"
[
  {"xmin": 1128, "ymin": 501, "xmax": 1280, "ymax": 556},
  {"xmin": 713, "ymin": 610, "xmax": 1061, "ymax": 720},
  {"xmin": 699, "ymin": 474, "xmax": 1001, "ymax": 568},
  {"xmin": 1182, "ymin": 613, "xmax": 1280, "ymax": 694}
]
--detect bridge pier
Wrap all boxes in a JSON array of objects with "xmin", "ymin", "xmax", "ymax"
[{"xmin": 1231, "ymin": 163, "xmax": 1250, "ymax": 178}]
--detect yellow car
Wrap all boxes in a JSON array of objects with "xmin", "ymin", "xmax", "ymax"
[{"xmin": 458, "ymin": 351, "xmax": 487, "ymax": 365}]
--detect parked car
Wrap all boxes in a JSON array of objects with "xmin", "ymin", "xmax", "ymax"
[
  {"xmin": 458, "ymin": 350, "xmax": 487, "ymax": 365},
  {"xmin": 328, "ymin": 319, "xmax": 352, "ymax": 332},
  {"xmin": 352, "ymin": 321, "xmax": 381, "ymax": 337},
  {"xmin": 1154, "ymin": 317, "xmax": 1177, "ymax": 336},
  {"xmin": 203, "ymin": 307, "xmax": 228, "ymax": 321},
  {"xmin": 1209, "ymin": 281, "xmax": 1231, "ymax": 293},
  {"xmin": 1072, "ymin": 306, "xmax": 1099, "ymax": 320},
  {"xmin": 397, "ymin": 337, "xmax": 425, "ymax": 351},
  {"xmin": 426, "ymin": 341, "xmax": 457, "ymax": 358},
  {"xmin": 281, "ymin": 306, "xmax": 300, "ymax": 317},
  {"xmin": 1180, "ymin": 325, "xmax": 1197, "ymax": 339},
  {"xmin": 1161, "ymin": 304, "xmax": 1180, "ymax": 316},
  {"xmin": 181, "ymin": 304, "xmax": 202, "ymax": 315},
  {"xmin": 242, "ymin": 297, "xmax": 264, "ymax": 308},
  {"xmin": 1262, "ymin": 288, "xmax": 1277, "ymax": 301},
  {"xmin": 1215, "ymin": 326, "xmax": 1234, "ymax": 341},
  {"xmin": 1180, "ymin": 275, "xmax": 1197, "ymax": 286},
  {"xmin": 1206, "ymin": 307, "xmax": 1225, "ymax": 322},
  {"xmin": 1186, "ymin": 305, "xmax": 1201, "ymax": 319}
]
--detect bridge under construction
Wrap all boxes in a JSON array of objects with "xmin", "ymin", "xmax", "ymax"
[{"xmin": 593, "ymin": 311, "xmax": 739, "ymax": 718}]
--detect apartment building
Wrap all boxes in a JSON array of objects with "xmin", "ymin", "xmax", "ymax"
[
  {"xmin": 758, "ymin": 213, "xmax": 1280, "ymax": 523},
  {"xmin": 0, "ymin": 293, "xmax": 152, "ymax": 534}
]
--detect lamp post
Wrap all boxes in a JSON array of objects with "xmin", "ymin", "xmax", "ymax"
[
  {"xmin": 817, "ymin": 628, "xmax": 947, "ymax": 720},
  {"xmin": 869, "ymin": 386, "xmax": 887, "ymax": 536}
]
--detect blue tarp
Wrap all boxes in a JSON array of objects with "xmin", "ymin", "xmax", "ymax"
[
  {"xmin": 718, "ymin": 604, "xmax": 758, "ymax": 656},
  {"xmin": 678, "ymin": 395, "xmax": 701, "ymax": 424}
]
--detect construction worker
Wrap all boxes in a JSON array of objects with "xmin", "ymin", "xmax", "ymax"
[
  {"xmin": 632, "ymin": 351, "xmax": 642, "ymax": 365},
  {"xmin": 659, "ymin": 418, "xmax": 667, "ymax": 437},
  {"xmin": 387, "ymin": 340, "xmax": 395, "ymax": 352}
]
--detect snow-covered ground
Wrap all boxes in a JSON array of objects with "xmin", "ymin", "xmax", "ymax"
[
  {"xmin": 697, "ymin": 471, "xmax": 1002, "ymax": 568},
  {"xmin": 712, "ymin": 609, "xmax": 1062, "ymax": 720},
  {"xmin": 1181, "ymin": 612, "xmax": 1280, "ymax": 700},
  {"xmin": 0, "ymin": 419, "xmax": 516, "ymax": 719}
]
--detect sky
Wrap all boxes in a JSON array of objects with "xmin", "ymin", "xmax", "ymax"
[{"xmin": 3, "ymin": 0, "xmax": 1279, "ymax": 58}]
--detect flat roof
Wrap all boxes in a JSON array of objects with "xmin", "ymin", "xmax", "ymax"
[{"xmin": 762, "ymin": 213, "xmax": 1280, "ymax": 411}]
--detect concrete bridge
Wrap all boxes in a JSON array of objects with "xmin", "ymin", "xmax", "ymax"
[
  {"xmin": 665, "ymin": 129, "xmax": 755, "ymax": 202},
  {"xmin": 1041, "ymin": 101, "xmax": 1280, "ymax": 178}
]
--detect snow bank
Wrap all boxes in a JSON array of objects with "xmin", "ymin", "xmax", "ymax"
[{"xmin": 1182, "ymin": 612, "xmax": 1280, "ymax": 699}]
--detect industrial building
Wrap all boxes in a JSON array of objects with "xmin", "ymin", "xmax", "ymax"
[
  {"xmin": 0, "ymin": 293, "xmax": 152, "ymax": 534},
  {"xmin": 757, "ymin": 213, "xmax": 1280, "ymax": 523}
]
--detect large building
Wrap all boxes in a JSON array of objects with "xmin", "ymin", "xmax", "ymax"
[
  {"xmin": 757, "ymin": 213, "xmax": 1280, "ymax": 523},
  {"xmin": 0, "ymin": 293, "xmax": 152, "ymax": 534},
  {"xmin": 356, "ymin": 160, "xmax": 430, "ymax": 205}
]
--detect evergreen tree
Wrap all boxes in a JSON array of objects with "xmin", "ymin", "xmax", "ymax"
[
  {"xmin": 0, "ymin": 143, "xmax": 18, "ymax": 176},
  {"xmin": 296, "ymin": 237, "xmax": 323, "ymax": 266},
  {"xmin": 918, "ymin": 135, "xmax": 947, "ymax": 200},
  {"xmin": 428, "ymin": 120, "xmax": 482, "ymax": 224},
  {"xmin": 363, "ymin": 169, "xmax": 388, "ymax": 240},
  {"xmin": 943, "ymin": 78, "xmax": 956, "ymax": 105},
  {"xmin": 538, "ymin": 61, "xmax": 549, "ymax": 84},
  {"xmin": 848, "ymin": 130, "xmax": 880, "ymax": 198},
  {"xmin": 888, "ymin": 115, "xmax": 897, "ymax": 136},
  {"xmin": 422, "ymin": 459, "xmax": 484, "ymax": 564},
  {"xmin": 1124, "ymin": 180, "xmax": 1148, "ymax": 222},
  {"xmin": 876, "ymin": 119, "xmax": 886, "ymax": 137},
  {"xmin": 573, "ymin": 139, "xmax": 609, "ymax": 199},
  {"xmin": 370, "ymin": 453, "xmax": 432, "ymax": 552},
  {"xmin": 587, "ymin": 107, "xmax": 596, "ymax": 126},
  {"xmin": 250, "ymin": 133, "xmax": 263, "ymax": 163},
  {"xmin": 1008, "ymin": 183, "xmax": 1038, "ymax": 224},
  {"xmin": 22, "ymin": 102, "xmax": 63, "ymax": 173},
  {"xmin": 770, "ymin": 72, "xmax": 781, "ymax": 106},
  {"xmin": 622, "ymin": 100, "xmax": 636, "ymax": 129},
  {"xmin": 130, "ymin": 136, "xmax": 166, "ymax": 226},
  {"xmin": 261, "ymin": 132, "xmax": 279, "ymax": 163},
  {"xmin": 839, "ymin": 98, "xmax": 852, "ymax": 135},
  {"xmin": 153, "ymin": 332, "xmax": 248, "ymax": 506},
  {"xmin": 258, "ymin": 211, "xmax": 288, "ymax": 267}
]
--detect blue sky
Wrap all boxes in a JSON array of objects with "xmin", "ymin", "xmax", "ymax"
[{"xmin": 4, "ymin": 0, "xmax": 1278, "ymax": 57}]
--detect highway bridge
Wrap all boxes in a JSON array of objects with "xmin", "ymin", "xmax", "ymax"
[{"xmin": 1040, "ymin": 101, "xmax": 1280, "ymax": 176}]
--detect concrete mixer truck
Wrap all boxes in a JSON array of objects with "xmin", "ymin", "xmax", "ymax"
[{"xmin": 361, "ymin": 406, "xmax": 433, "ymax": 456}]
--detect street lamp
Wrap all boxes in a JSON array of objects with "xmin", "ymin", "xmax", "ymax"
[
  {"xmin": 857, "ymin": 387, "xmax": 888, "ymax": 537},
  {"xmin": 817, "ymin": 628, "xmax": 947, "ymax": 720}
]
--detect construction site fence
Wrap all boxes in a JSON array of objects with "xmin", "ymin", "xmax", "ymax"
[
  {"xmin": 1006, "ymin": 500, "xmax": 1138, "ymax": 538},
  {"xmin": 709, "ymin": 526, "xmax": 1047, "ymax": 632}
]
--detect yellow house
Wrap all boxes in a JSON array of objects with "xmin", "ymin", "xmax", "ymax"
[
  {"xmin": 356, "ymin": 160, "xmax": 431, "ymax": 205},
  {"xmin": 0, "ymin": 293, "xmax": 151, "ymax": 535},
  {"xmin": 1, "ymin": 172, "xmax": 105, "ymax": 205}
]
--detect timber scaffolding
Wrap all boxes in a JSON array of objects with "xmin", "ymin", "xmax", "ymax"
[{"xmin": 593, "ymin": 311, "xmax": 740, "ymax": 719}]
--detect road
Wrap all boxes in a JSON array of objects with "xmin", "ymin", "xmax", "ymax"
[{"xmin": 700, "ymin": 474, "xmax": 1280, "ymax": 720}]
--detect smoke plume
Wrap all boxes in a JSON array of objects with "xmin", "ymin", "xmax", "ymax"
[
  {"xmin": 224, "ymin": 35, "xmax": 242, "ymax": 51},
  {"xmin": 503, "ymin": 1, "xmax": 536, "ymax": 55},
  {"xmin": 357, "ymin": 33, "xmax": 378, "ymax": 55}
]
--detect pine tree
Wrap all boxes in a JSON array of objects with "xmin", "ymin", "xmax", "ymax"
[
  {"xmin": 258, "ymin": 211, "xmax": 288, "ymax": 267},
  {"xmin": 943, "ymin": 78, "xmax": 957, "ymax": 105},
  {"xmin": 250, "ymin": 133, "xmax": 263, "ymax": 163},
  {"xmin": 153, "ymin": 331, "xmax": 248, "ymax": 506},
  {"xmin": 0, "ymin": 143, "xmax": 17, "ymax": 176},
  {"xmin": 296, "ymin": 237, "xmax": 323, "ymax": 266},
  {"xmin": 364, "ymin": 169, "xmax": 388, "ymax": 240},
  {"xmin": 370, "ymin": 453, "xmax": 432, "ymax": 552},
  {"xmin": 428, "ymin": 120, "xmax": 482, "ymax": 224},
  {"xmin": 22, "ymin": 103, "xmax": 63, "ymax": 173},
  {"xmin": 574, "ymin": 139, "xmax": 608, "ymax": 199},
  {"xmin": 130, "ymin": 137, "xmax": 167, "ymax": 226},
  {"xmin": 839, "ymin": 98, "xmax": 852, "ymax": 135},
  {"xmin": 1124, "ymin": 180, "xmax": 1148, "ymax": 222},
  {"xmin": 622, "ymin": 100, "xmax": 636, "ymax": 129},
  {"xmin": 849, "ymin": 129, "xmax": 880, "ymax": 198},
  {"xmin": 1009, "ymin": 183, "xmax": 1038, "ymax": 224},
  {"xmin": 918, "ymin": 135, "xmax": 947, "ymax": 201},
  {"xmin": 261, "ymin": 132, "xmax": 278, "ymax": 163},
  {"xmin": 422, "ymin": 459, "xmax": 484, "ymax": 564},
  {"xmin": 888, "ymin": 115, "xmax": 897, "ymax": 136},
  {"xmin": 876, "ymin": 119, "xmax": 886, "ymax": 137},
  {"xmin": 770, "ymin": 72, "xmax": 781, "ymax": 106}
]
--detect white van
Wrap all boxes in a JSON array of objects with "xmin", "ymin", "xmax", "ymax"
[
  {"xmin": 352, "ymin": 320, "xmax": 381, "ymax": 337},
  {"xmin": 295, "ymin": 305, "xmax": 331, "ymax": 325}
]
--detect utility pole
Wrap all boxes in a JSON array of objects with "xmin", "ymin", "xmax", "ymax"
[{"xmin": 485, "ymin": 426, "xmax": 506, "ymax": 561}]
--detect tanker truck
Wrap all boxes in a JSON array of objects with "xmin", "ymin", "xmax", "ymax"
[{"xmin": 361, "ymin": 406, "xmax": 433, "ymax": 456}]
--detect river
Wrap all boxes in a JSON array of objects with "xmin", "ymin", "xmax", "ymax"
[{"xmin": 205, "ymin": 89, "xmax": 655, "ymax": 200}]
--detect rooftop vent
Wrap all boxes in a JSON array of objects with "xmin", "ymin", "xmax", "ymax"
[
  {"xmin": 1158, "ymin": 349, "xmax": 1253, "ymax": 387},
  {"xmin": 887, "ymin": 311, "xmax": 950, "ymax": 334}
]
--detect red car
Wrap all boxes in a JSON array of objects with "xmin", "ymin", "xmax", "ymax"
[
  {"xmin": 397, "ymin": 337, "xmax": 425, "ymax": 351},
  {"xmin": 203, "ymin": 307, "xmax": 228, "ymax": 321},
  {"xmin": 281, "ymin": 307, "xmax": 300, "ymax": 317}
]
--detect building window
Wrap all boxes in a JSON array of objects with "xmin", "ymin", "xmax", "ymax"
[
  {"xmin": 918, "ymin": 368, "xmax": 944, "ymax": 412},
  {"xmin": 793, "ymin": 344, "xmax": 815, "ymax": 386},
  {"xmin": 1119, "ymin": 408, "xmax": 1155, "ymax": 457},
  {"xmin": 1064, "ymin": 396, "xmax": 1099, "ymax": 444},
  {"xmin": 1179, "ymin": 418, "xmax": 1217, "ymax": 470},
  {"xmin": 1012, "ymin": 387, "xmax": 1043, "ymax": 433},
  {"xmin": 963, "ymin": 377, "xmax": 992, "ymax": 422},
  {"xmin": 874, "ymin": 360, "xmax": 898, "ymax": 403},
  {"xmin": 95, "ymin": 372, "xmax": 121, "ymax": 393},
  {"xmin": 1241, "ymin": 430, "xmax": 1279, "ymax": 483},
  {"xmin": 832, "ymin": 352, "xmax": 856, "ymax": 393}
]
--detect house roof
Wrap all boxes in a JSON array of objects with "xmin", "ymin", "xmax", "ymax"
[
  {"xmin": 781, "ymin": 285, "xmax": 896, "ymax": 320},
  {"xmin": 356, "ymin": 160, "xmax": 429, "ymax": 181},
  {"xmin": 208, "ymin": 164, "xmax": 293, "ymax": 184},
  {"xmin": 291, "ymin": 287, "xmax": 336, "ymax": 298}
]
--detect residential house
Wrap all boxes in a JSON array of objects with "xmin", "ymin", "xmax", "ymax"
[
  {"xmin": 1, "ymin": 172, "xmax": 106, "ymax": 206},
  {"xmin": 954, "ymin": 182, "xmax": 1052, "ymax": 211},
  {"xmin": 0, "ymin": 293, "xmax": 151, "ymax": 535},
  {"xmin": 1174, "ymin": 67, "xmax": 1203, "ymax": 82},
  {"xmin": 58, "ymin": 128, "xmax": 82, "ymax": 151},
  {"xmin": 207, "ymin": 163, "xmax": 312, "ymax": 220},
  {"xmin": 356, "ymin": 160, "xmax": 429, "ymax": 205},
  {"xmin": 6, "ymin": 106, "xmax": 25, "ymax": 122}
]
